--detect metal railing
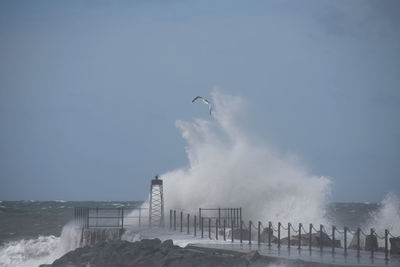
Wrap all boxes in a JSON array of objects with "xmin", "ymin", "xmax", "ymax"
[
  {"xmin": 168, "ymin": 209, "xmax": 400, "ymax": 263},
  {"xmin": 74, "ymin": 207, "xmax": 148, "ymax": 229}
]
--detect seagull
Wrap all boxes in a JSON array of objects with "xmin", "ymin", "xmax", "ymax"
[{"xmin": 192, "ymin": 96, "xmax": 212, "ymax": 115}]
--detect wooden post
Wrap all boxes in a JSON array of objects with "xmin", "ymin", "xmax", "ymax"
[
  {"xmin": 268, "ymin": 221, "xmax": 272, "ymax": 247},
  {"xmin": 357, "ymin": 228, "xmax": 360, "ymax": 257},
  {"xmin": 319, "ymin": 224, "xmax": 323, "ymax": 251},
  {"xmin": 332, "ymin": 226, "xmax": 335, "ymax": 254},
  {"xmin": 385, "ymin": 229, "xmax": 388, "ymax": 262},
  {"xmin": 218, "ymin": 208, "xmax": 221, "ymax": 225},
  {"xmin": 309, "ymin": 224, "xmax": 312, "ymax": 251},
  {"xmin": 249, "ymin": 220, "xmax": 252, "ymax": 245},
  {"xmin": 278, "ymin": 222, "xmax": 281, "ymax": 248},
  {"xmin": 187, "ymin": 214, "xmax": 190, "ymax": 234},
  {"xmin": 288, "ymin": 223, "xmax": 291, "ymax": 248},
  {"xmin": 298, "ymin": 223, "xmax": 302, "ymax": 250},
  {"xmin": 223, "ymin": 219, "xmax": 226, "ymax": 241},
  {"xmin": 208, "ymin": 218, "xmax": 211, "ymax": 239},
  {"xmin": 344, "ymin": 227, "xmax": 347, "ymax": 255},
  {"xmin": 258, "ymin": 221, "xmax": 261, "ymax": 246}
]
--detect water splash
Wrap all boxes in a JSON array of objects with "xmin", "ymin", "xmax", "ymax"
[
  {"xmin": 161, "ymin": 90, "xmax": 332, "ymax": 226},
  {"xmin": 0, "ymin": 222, "xmax": 81, "ymax": 267},
  {"xmin": 365, "ymin": 192, "xmax": 400, "ymax": 238}
]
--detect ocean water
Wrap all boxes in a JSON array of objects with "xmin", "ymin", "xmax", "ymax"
[{"xmin": 0, "ymin": 200, "xmax": 398, "ymax": 267}]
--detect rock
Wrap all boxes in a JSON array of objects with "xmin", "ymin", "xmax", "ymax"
[
  {"xmin": 43, "ymin": 238, "xmax": 265, "ymax": 267},
  {"xmin": 259, "ymin": 228, "xmax": 277, "ymax": 243},
  {"xmin": 390, "ymin": 237, "xmax": 400, "ymax": 254},
  {"xmin": 280, "ymin": 232, "xmax": 340, "ymax": 248},
  {"xmin": 365, "ymin": 234, "xmax": 378, "ymax": 251}
]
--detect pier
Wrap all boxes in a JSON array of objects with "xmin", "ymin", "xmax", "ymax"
[{"xmin": 73, "ymin": 176, "xmax": 400, "ymax": 266}]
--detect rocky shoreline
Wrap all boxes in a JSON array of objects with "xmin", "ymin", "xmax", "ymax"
[{"xmin": 39, "ymin": 238, "xmax": 359, "ymax": 267}]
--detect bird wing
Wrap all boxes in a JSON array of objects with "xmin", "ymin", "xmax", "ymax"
[
  {"xmin": 208, "ymin": 103, "xmax": 212, "ymax": 115},
  {"xmin": 192, "ymin": 96, "xmax": 203, "ymax": 103}
]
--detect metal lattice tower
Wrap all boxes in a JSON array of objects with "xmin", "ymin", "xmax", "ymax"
[{"xmin": 149, "ymin": 175, "xmax": 164, "ymax": 227}]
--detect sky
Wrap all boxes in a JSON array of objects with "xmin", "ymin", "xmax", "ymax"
[{"xmin": 0, "ymin": 0, "xmax": 399, "ymax": 202}]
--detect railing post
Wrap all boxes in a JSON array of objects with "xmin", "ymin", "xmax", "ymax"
[
  {"xmin": 216, "ymin": 219, "xmax": 218, "ymax": 240},
  {"xmin": 173, "ymin": 210, "xmax": 176, "ymax": 231},
  {"xmin": 268, "ymin": 221, "xmax": 272, "ymax": 247},
  {"xmin": 258, "ymin": 221, "xmax": 261, "ymax": 246},
  {"xmin": 288, "ymin": 223, "xmax": 291, "ymax": 248},
  {"xmin": 218, "ymin": 208, "xmax": 221, "ymax": 224},
  {"xmin": 320, "ymin": 224, "xmax": 323, "ymax": 252},
  {"xmin": 240, "ymin": 220, "xmax": 243, "ymax": 244},
  {"xmin": 357, "ymin": 227, "xmax": 360, "ymax": 257},
  {"xmin": 232, "ymin": 220, "xmax": 234, "ymax": 242},
  {"xmin": 194, "ymin": 216, "xmax": 197, "ymax": 237},
  {"xmin": 208, "ymin": 218, "xmax": 211, "ymax": 239},
  {"xmin": 233, "ymin": 209, "xmax": 236, "ymax": 227},
  {"xmin": 170, "ymin": 210, "xmax": 172, "ymax": 230},
  {"xmin": 309, "ymin": 224, "xmax": 312, "ymax": 251},
  {"xmin": 332, "ymin": 226, "xmax": 335, "ymax": 254},
  {"xmin": 223, "ymin": 219, "xmax": 226, "ymax": 241},
  {"xmin": 249, "ymin": 220, "xmax": 252, "ymax": 245},
  {"xmin": 278, "ymin": 222, "xmax": 281, "ymax": 248},
  {"xmin": 201, "ymin": 217, "xmax": 204, "ymax": 238},
  {"xmin": 199, "ymin": 208, "xmax": 201, "ymax": 224},
  {"xmin": 239, "ymin": 208, "xmax": 242, "ymax": 226},
  {"xmin": 121, "ymin": 208, "xmax": 124, "ymax": 229},
  {"xmin": 187, "ymin": 214, "xmax": 190, "ymax": 234},
  {"xmin": 298, "ymin": 223, "xmax": 302, "ymax": 250},
  {"xmin": 370, "ymin": 228, "xmax": 374, "ymax": 259},
  {"xmin": 344, "ymin": 227, "xmax": 347, "ymax": 255},
  {"xmin": 139, "ymin": 208, "xmax": 141, "ymax": 227},
  {"xmin": 385, "ymin": 229, "xmax": 388, "ymax": 262},
  {"xmin": 180, "ymin": 212, "xmax": 183, "ymax": 232}
]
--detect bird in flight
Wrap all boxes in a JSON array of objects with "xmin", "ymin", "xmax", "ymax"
[{"xmin": 192, "ymin": 96, "xmax": 212, "ymax": 115}]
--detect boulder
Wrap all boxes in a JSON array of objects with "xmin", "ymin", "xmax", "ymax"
[
  {"xmin": 280, "ymin": 232, "xmax": 340, "ymax": 248},
  {"xmin": 259, "ymin": 227, "xmax": 278, "ymax": 243},
  {"xmin": 390, "ymin": 237, "xmax": 400, "ymax": 254}
]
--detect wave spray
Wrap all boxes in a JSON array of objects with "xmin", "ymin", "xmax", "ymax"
[{"xmin": 161, "ymin": 90, "xmax": 332, "ymax": 226}]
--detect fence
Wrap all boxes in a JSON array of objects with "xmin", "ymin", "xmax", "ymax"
[
  {"xmin": 168, "ymin": 209, "xmax": 400, "ymax": 262},
  {"xmin": 74, "ymin": 207, "xmax": 148, "ymax": 228}
]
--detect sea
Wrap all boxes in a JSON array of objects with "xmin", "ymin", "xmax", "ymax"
[{"xmin": 1, "ymin": 200, "xmax": 397, "ymax": 267}]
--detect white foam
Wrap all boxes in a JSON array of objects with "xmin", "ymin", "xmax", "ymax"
[
  {"xmin": 0, "ymin": 222, "xmax": 81, "ymax": 267},
  {"xmin": 364, "ymin": 192, "xmax": 400, "ymax": 242},
  {"xmin": 160, "ymin": 90, "xmax": 331, "ymax": 226}
]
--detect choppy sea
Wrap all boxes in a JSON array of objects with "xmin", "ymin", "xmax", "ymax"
[{"xmin": 0, "ymin": 200, "xmax": 398, "ymax": 267}]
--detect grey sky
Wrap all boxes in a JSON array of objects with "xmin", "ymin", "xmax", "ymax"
[{"xmin": 0, "ymin": 0, "xmax": 399, "ymax": 202}]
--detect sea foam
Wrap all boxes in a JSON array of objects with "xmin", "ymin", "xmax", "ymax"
[{"xmin": 0, "ymin": 222, "xmax": 81, "ymax": 267}]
